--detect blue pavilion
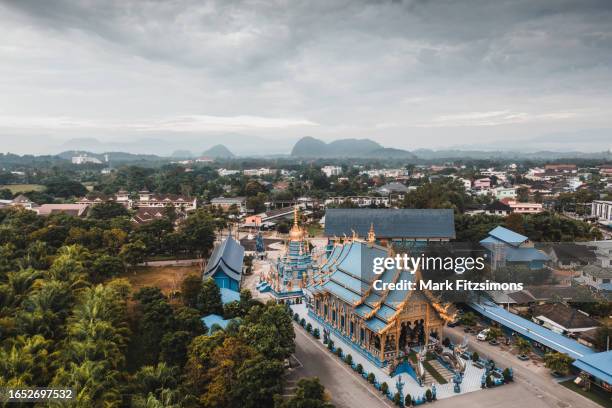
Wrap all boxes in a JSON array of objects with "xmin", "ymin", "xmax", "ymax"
[{"xmin": 203, "ymin": 236, "xmax": 245, "ymax": 294}]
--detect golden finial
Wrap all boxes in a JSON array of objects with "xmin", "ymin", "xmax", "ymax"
[
  {"xmin": 293, "ymin": 204, "xmax": 299, "ymax": 227},
  {"xmin": 351, "ymin": 229, "xmax": 358, "ymax": 241},
  {"xmin": 368, "ymin": 223, "xmax": 376, "ymax": 244}
]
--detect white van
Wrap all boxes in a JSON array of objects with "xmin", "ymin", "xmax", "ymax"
[{"xmin": 476, "ymin": 329, "xmax": 490, "ymax": 341}]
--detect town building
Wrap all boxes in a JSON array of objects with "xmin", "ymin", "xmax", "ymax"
[
  {"xmin": 507, "ymin": 201, "xmax": 543, "ymax": 214},
  {"xmin": 578, "ymin": 265, "xmax": 612, "ymax": 291},
  {"xmin": 485, "ymin": 201, "xmax": 512, "ymax": 216},
  {"xmin": 544, "ymin": 164, "xmax": 577, "ymax": 173},
  {"xmin": 35, "ymin": 204, "xmax": 89, "ymax": 217},
  {"xmin": 77, "ymin": 190, "xmax": 197, "ymax": 211},
  {"xmin": 72, "ymin": 154, "xmax": 102, "ymax": 165},
  {"xmin": 305, "ymin": 233, "xmax": 454, "ymax": 368},
  {"xmin": 480, "ymin": 226, "xmax": 549, "ymax": 270},
  {"xmin": 492, "ymin": 187, "xmax": 517, "ymax": 200},
  {"xmin": 591, "ymin": 200, "xmax": 612, "ymax": 226},
  {"xmin": 324, "ymin": 208, "xmax": 456, "ymax": 244},
  {"xmin": 324, "ymin": 196, "xmax": 390, "ymax": 208},
  {"xmin": 473, "ymin": 178, "xmax": 491, "ymax": 190},
  {"xmin": 209, "ymin": 196, "xmax": 247, "ymax": 213},
  {"xmin": 531, "ymin": 303, "xmax": 600, "ymax": 335},
  {"xmin": 321, "ymin": 165, "xmax": 342, "ymax": 177}
]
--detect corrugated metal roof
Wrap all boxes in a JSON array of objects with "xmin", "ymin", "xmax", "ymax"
[
  {"xmin": 470, "ymin": 301, "xmax": 594, "ymax": 360},
  {"xmin": 505, "ymin": 247, "xmax": 550, "ymax": 262},
  {"xmin": 324, "ymin": 209, "xmax": 455, "ymax": 239},
  {"xmin": 484, "ymin": 226, "xmax": 528, "ymax": 246},
  {"xmin": 573, "ymin": 351, "xmax": 612, "ymax": 384}
]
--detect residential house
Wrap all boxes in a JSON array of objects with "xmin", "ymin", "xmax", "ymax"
[
  {"xmin": 531, "ymin": 303, "xmax": 599, "ymax": 335},
  {"xmin": 480, "ymin": 226, "xmax": 549, "ymax": 270}
]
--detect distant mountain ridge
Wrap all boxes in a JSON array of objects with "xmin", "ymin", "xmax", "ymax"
[{"xmin": 291, "ymin": 136, "xmax": 416, "ymax": 159}]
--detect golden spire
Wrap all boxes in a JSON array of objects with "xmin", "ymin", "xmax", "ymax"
[
  {"xmin": 289, "ymin": 204, "xmax": 305, "ymax": 241},
  {"xmin": 367, "ymin": 223, "xmax": 376, "ymax": 243}
]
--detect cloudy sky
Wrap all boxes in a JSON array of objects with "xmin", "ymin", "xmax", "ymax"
[{"xmin": 1, "ymin": 0, "xmax": 612, "ymax": 155}]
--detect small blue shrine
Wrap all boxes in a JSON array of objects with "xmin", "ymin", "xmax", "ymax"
[{"xmin": 203, "ymin": 236, "xmax": 245, "ymax": 303}]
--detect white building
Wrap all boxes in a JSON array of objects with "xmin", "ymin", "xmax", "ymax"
[
  {"xmin": 508, "ymin": 201, "xmax": 543, "ymax": 214},
  {"xmin": 321, "ymin": 166, "xmax": 342, "ymax": 177},
  {"xmin": 591, "ymin": 200, "xmax": 612, "ymax": 226},
  {"xmin": 492, "ymin": 187, "xmax": 517, "ymax": 200},
  {"xmin": 243, "ymin": 168, "xmax": 275, "ymax": 177},
  {"xmin": 217, "ymin": 168, "xmax": 241, "ymax": 177},
  {"xmin": 324, "ymin": 196, "xmax": 390, "ymax": 208},
  {"xmin": 72, "ymin": 154, "xmax": 102, "ymax": 165}
]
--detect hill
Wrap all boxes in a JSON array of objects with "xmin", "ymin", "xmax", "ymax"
[
  {"xmin": 291, "ymin": 137, "xmax": 416, "ymax": 159},
  {"xmin": 202, "ymin": 144, "xmax": 234, "ymax": 158}
]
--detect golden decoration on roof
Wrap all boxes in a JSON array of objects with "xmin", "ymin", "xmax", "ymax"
[{"xmin": 288, "ymin": 204, "xmax": 305, "ymax": 241}]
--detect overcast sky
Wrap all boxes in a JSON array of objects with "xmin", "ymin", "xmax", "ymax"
[{"xmin": 1, "ymin": 0, "xmax": 612, "ymax": 155}]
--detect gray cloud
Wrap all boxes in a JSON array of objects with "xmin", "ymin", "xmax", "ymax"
[{"xmin": 1, "ymin": 0, "xmax": 611, "ymax": 154}]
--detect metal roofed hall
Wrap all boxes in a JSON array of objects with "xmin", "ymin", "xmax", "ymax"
[
  {"xmin": 469, "ymin": 301, "xmax": 594, "ymax": 360},
  {"xmin": 572, "ymin": 351, "xmax": 612, "ymax": 385},
  {"xmin": 324, "ymin": 208, "xmax": 455, "ymax": 239}
]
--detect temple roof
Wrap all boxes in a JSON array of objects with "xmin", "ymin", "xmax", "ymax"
[
  {"xmin": 310, "ymin": 239, "xmax": 447, "ymax": 333},
  {"xmin": 324, "ymin": 209, "xmax": 456, "ymax": 239},
  {"xmin": 204, "ymin": 236, "xmax": 245, "ymax": 281}
]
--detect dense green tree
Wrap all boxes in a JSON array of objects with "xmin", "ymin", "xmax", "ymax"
[
  {"xmin": 181, "ymin": 274, "xmax": 202, "ymax": 308},
  {"xmin": 89, "ymin": 202, "xmax": 130, "ymax": 220},
  {"xmin": 197, "ymin": 278, "xmax": 223, "ymax": 315}
]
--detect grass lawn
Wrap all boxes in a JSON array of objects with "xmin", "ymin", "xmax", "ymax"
[
  {"xmin": 560, "ymin": 379, "xmax": 611, "ymax": 407},
  {"xmin": 422, "ymin": 360, "xmax": 448, "ymax": 384},
  {"xmin": 0, "ymin": 184, "xmax": 45, "ymax": 194},
  {"xmin": 118, "ymin": 264, "xmax": 201, "ymax": 297}
]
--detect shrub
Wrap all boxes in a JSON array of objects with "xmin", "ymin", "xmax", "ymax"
[
  {"xmin": 367, "ymin": 372, "xmax": 375, "ymax": 384},
  {"xmin": 327, "ymin": 340, "xmax": 334, "ymax": 351},
  {"xmin": 336, "ymin": 347, "xmax": 343, "ymax": 358},
  {"xmin": 381, "ymin": 382, "xmax": 389, "ymax": 395},
  {"xmin": 293, "ymin": 313, "xmax": 299, "ymax": 322},
  {"xmin": 344, "ymin": 354, "xmax": 353, "ymax": 365},
  {"xmin": 472, "ymin": 351, "xmax": 479, "ymax": 361},
  {"xmin": 405, "ymin": 394, "xmax": 412, "ymax": 406},
  {"xmin": 300, "ymin": 318, "xmax": 306, "ymax": 327},
  {"xmin": 425, "ymin": 389, "xmax": 433, "ymax": 402},
  {"xmin": 356, "ymin": 363, "xmax": 363, "ymax": 374},
  {"xmin": 486, "ymin": 375, "xmax": 493, "ymax": 388},
  {"xmin": 503, "ymin": 367, "xmax": 513, "ymax": 382},
  {"xmin": 313, "ymin": 328, "xmax": 320, "ymax": 339},
  {"xmin": 306, "ymin": 322, "xmax": 312, "ymax": 332},
  {"xmin": 393, "ymin": 392, "xmax": 401, "ymax": 405}
]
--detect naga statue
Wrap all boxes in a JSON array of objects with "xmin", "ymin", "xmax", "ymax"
[
  {"xmin": 434, "ymin": 335, "xmax": 468, "ymax": 374},
  {"xmin": 415, "ymin": 346, "xmax": 427, "ymax": 386}
]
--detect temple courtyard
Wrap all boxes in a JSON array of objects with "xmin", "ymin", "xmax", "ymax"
[{"xmin": 286, "ymin": 310, "xmax": 603, "ymax": 408}]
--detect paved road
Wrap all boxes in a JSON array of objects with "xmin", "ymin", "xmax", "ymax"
[
  {"xmin": 289, "ymin": 323, "xmax": 393, "ymax": 408},
  {"xmin": 446, "ymin": 326, "xmax": 602, "ymax": 408}
]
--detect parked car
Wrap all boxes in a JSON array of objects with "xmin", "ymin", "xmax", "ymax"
[
  {"xmin": 517, "ymin": 354, "xmax": 529, "ymax": 361},
  {"xmin": 476, "ymin": 329, "xmax": 490, "ymax": 341},
  {"xmin": 447, "ymin": 320, "xmax": 460, "ymax": 328}
]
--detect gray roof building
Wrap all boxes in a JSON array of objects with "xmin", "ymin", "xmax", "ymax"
[{"xmin": 324, "ymin": 208, "xmax": 455, "ymax": 240}]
